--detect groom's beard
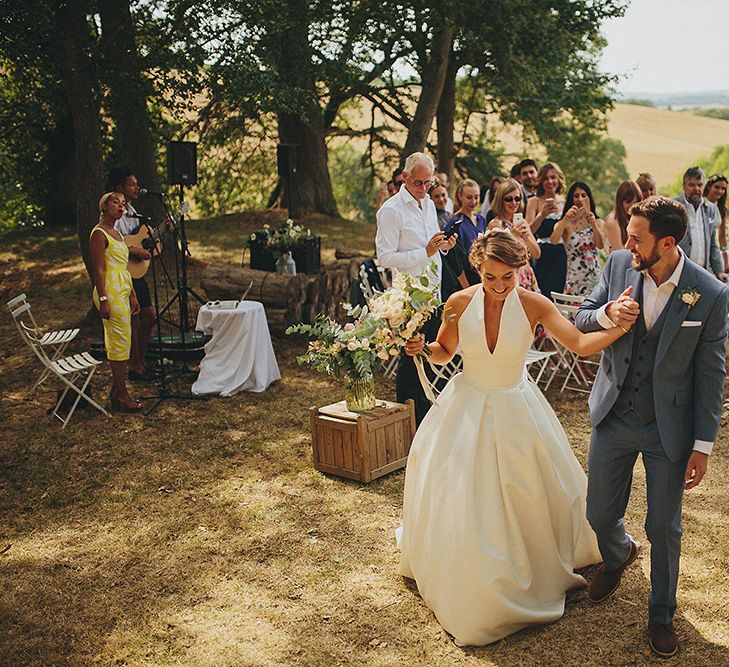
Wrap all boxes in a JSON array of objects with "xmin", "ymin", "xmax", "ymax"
[{"xmin": 631, "ymin": 247, "xmax": 660, "ymax": 272}]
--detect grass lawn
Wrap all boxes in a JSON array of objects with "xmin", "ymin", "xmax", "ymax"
[{"xmin": 1, "ymin": 213, "xmax": 728, "ymax": 666}]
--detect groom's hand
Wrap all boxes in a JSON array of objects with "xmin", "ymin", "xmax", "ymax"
[
  {"xmin": 606, "ymin": 286, "xmax": 640, "ymax": 330},
  {"xmin": 685, "ymin": 451, "xmax": 709, "ymax": 490}
]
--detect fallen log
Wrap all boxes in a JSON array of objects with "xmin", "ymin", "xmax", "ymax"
[{"xmin": 201, "ymin": 265, "xmax": 306, "ymax": 308}]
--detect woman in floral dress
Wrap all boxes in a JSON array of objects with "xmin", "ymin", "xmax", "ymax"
[{"xmin": 550, "ymin": 182, "xmax": 605, "ymax": 296}]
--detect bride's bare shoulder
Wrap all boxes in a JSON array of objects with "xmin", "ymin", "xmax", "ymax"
[
  {"xmin": 516, "ymin": 288, "xmax": 552, "ymax": 317},
  {"xmin": 445, "ymin": 285, "xmax": 479, "ymax": 315}
]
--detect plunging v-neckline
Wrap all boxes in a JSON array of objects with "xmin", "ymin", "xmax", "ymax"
[{"xmin": 482, "ymin": 287, "xmax": 510, "ymax": 355}]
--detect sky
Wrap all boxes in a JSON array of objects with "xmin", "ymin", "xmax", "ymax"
[{"xmin": 599, "ymin": 0, "xmax": 729, "ymax": 94}]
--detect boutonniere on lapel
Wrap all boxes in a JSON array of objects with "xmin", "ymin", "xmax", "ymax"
[{"xmin": 678, "ymin": 287, "xmax": 701, "ymax": 308}]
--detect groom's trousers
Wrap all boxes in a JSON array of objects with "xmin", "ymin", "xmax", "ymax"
[{"xmin": 586, "ymin": 410, "xmax": 687, "ymax": 625}]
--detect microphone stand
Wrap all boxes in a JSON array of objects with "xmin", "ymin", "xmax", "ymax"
[{"xmin": 141, "ymin": 222, "xmax": 206, "ymax": 413}]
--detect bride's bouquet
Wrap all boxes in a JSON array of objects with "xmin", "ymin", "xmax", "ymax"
[{"xmin": 367, "ymin": 265, "xmax": 442, "ymax": 358}]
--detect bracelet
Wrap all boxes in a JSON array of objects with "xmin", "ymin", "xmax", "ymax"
[
  {"xmin": 99, "ymin": 295, "xmax": 108, "ymax": 302},
  {"xmin": 619, "ymin": 324, "xmax": 630, "ymax": 333}
]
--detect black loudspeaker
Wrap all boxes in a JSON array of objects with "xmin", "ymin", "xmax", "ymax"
[{"xmin": 167, "ymin": 141, "xmax": 198, "ymax": 185}]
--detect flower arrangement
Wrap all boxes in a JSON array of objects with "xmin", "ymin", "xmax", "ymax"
[
  {"xmin": 249, "ymin": 219, "xmax": 310, "ymax": 259},
  {"xmin": 286, "ymin": 265, "xmax": 442, "ymax": 411},
  {"xmin": 366, "ymin": 266, "xmax": 442, "ymax": 358}
]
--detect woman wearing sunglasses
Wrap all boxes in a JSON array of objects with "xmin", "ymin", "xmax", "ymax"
[
  {"xmin": 526, "ymin": 162, "xmax": 567, "ymax": 300},
  {"xmin": 488, "ymin": 179, "xmax": 541, "ymax": 291}
]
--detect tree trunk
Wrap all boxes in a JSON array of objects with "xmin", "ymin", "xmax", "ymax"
[
  {"xmin": 277, "ymin": 112, "xmax": 338, "ymax": 217},
  {"xmin": 55, "ymin": 0, "xmax": 105, "ymax": 283},
  {"xmin": 98, "ymin": 0, "xmax": 163, "ymax": 218},
  {"xmin": 436, "ymin": 50, "xmax": 457, "ymax": 181},
  {"xmin": 44, "ymin": 110, "xmax": 77, "ymax": 227},
  {"xmin": 273, "ymin": 0, "xmax": 338, "ymax": 218},
  {"xmin": 401, "ymin": 24, "xmax": 454, "ymax": 163}
]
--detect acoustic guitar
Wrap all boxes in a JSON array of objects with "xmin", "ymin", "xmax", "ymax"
[{"xmin": 124, "ymin": 202, "xmax": 189, "ymax": 279}]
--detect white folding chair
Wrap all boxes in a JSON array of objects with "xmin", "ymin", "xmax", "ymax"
[
  {"xmin": 415, "ymin": 354, "xmax": 463, "ymax": 403},
  {"xmin": 10, "ymin": 303, "xmax": 109, "ymax": 428},
  {"xmin": 7, "ymin": 293, "xmax": 80, "ymax": 391},
  {"xmin": 525, "ymin": 347, "xmax": 558, "ymax": 387},
  {"xmin": 550, "ymin": 292, "xmax": 598, "ymax": 393}
]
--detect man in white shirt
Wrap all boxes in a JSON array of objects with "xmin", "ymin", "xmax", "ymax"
[
  {"xmin": 376, "ymin": 152, "xmax": 457, "ymax": 423},
  {"xmin": 674, "ymin": 166, "xmax": 726, "ymax": 281},
  {"xmin": 575, "ymin": 196, "xmax": 729, "ymax": 658},
  {"xmin": 108, "ymin": 165, "xmax": 157, "ymax": 381}
]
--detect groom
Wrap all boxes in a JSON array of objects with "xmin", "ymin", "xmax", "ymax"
[{"xmin": 575, "ymin": 196, "xmax": 729, "ymax": 658}]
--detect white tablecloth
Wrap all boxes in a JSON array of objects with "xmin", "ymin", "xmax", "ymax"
[{"xmin": 192, "ymin": 301, "xmax": 281, "ymax": 396}]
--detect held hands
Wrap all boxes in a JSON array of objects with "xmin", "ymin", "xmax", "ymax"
[
  {"xmin": 685, "ymin": 451, "xmax": 708, "ymax": 490},
  {"xmin": 606, "ymin": 286, "xmax": 640, "ymax": 331},
  {"xmin": 404, "ymin": 333, "xmax": 425, "ymax": 357}
]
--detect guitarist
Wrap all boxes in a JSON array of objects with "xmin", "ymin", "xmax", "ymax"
[{"xmin": 107, "ymin": 165, "xmax": 158, "ymax": 382}]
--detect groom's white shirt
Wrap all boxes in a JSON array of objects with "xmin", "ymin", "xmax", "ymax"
[{"xmin": 594, "ymin": 249, "xmax": 713, "ymax": 455}]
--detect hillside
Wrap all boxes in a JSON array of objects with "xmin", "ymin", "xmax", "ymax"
[{"xmin": 606, "ymin": 103, "xmax": 729, "ymax": 188}]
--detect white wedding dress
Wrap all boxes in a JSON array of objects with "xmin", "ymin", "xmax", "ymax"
[{"xmin": 398, "ymin": 286, "xmax": 601, "ymax": 646}]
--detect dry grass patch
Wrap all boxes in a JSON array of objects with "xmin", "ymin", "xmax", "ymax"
[{"xmin": 1, "ymin": 218, "xmax": 728, "ymax": 666}]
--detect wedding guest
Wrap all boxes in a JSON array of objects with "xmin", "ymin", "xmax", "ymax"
[
  {"xmin": 526, "ymin": 162, "xmax": 567, "ymax": 299},
  {"xmin": 430, "ymin": 182, "xmax": 451, "ymax": 230},
  {"xmin": 488, "ymin": 179, "xmax": 541, "ymax": 292},
  {"xmin": 519, "ymin": 158, "xmax": 539, "ymax": 199},
  {"xmin": 603, "ymin": 180, "xmax": 642, "ymax": 253},
  {"xmin": 576, "ymin": 196, "xmax": 729, "ymax": 658},
  {"xmin": 376, "ymin": 152, "xmax": 457, "ymax": 424},
  {"xmin": 450, "ymin": 179, "xmax": 487, "ymax": 252},
  {"xmin": 636, "ymin": 172, "xmax": 657, "ymax": 199},
  {"xmin": 399, "ymin": 228, "xmax": 630, "ymax": 647},
  {"xmin": 674, "ymin": 166, "xmax": 726, "ymax": 280},
  {"xmin": 436, "ymin": 171, "xmax": 454, "ymax": 213},
  {"xmin": 90, "ymin": 192, "xmax": 142, "ymax": 412},
  {"xmin": 480, "ymin": 175, "xmax": 503, "ymax": 218},
  {"xmin": 550, "ymin": 181, "xmax": 605, "ymax": 296},
  {"xmin": 704, "ymin": 173, "xmax": 728, "ymax": 271}
]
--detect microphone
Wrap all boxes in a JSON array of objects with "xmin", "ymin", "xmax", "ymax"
[
  {"xmin": 139, "ymin": 188, "xmax": 164, "ymax": 197},
  {"xmin": 126, "ymin": 212, "xmax": 152, "ymax": 221}
]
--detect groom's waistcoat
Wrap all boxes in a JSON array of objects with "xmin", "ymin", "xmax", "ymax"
[{"xmin": 611, "ymin": 291, "xmax": 670, "ymax": 425}]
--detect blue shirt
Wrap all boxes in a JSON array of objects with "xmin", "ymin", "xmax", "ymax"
[{"xmin": 450, "ymin": 212, "xmax": 488, "ymax": 252}]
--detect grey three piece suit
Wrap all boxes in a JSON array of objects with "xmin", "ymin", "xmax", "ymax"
[{"xmin": 575, "ymin": 249, "xmax": 729, "ymax": 624}]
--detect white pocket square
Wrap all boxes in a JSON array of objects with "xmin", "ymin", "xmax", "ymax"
[{"xmin": 681, "ymin": 320, "xmax": 702, "ymax": 327}]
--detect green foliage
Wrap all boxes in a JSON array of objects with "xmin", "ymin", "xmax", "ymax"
[
  {"xmin": 664, "ymin": 144, "xmax": 729, "ymax": 197},
  {"xmin": 328, "ymin": 143, "xmax": 378, "ymax": 223},
  {"xmin": 545, "ymin": 129, "xmax": 629, "ymax": 216},
  {"xmin": 693, "ymin": 108, "xmax": 729, "ymax": 121},
  {"xmin": 621, "ymin": 98, "xmax": 656, "ymax": 108}
]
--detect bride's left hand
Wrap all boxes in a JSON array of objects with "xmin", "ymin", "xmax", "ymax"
[{"xmin": 404, "ymin": 334, "xmax": 425, "ymax": 357}]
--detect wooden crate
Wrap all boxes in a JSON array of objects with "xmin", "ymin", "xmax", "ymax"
[{"xmin": 309, "ymin": 399, "xmax": 416, "ymax": 483}]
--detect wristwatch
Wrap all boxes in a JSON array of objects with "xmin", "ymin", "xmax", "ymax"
[{"xmin": 99, "ymin": 295, "xmax": 108, "ymax": 302}]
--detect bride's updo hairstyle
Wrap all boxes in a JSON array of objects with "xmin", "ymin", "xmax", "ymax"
[{"xmin": 469, "ymin": 228, "xmax": 528, "ymax": 271}]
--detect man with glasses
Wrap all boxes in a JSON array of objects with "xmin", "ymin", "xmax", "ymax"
[{"xmin": 376, "ymin": 152, "xmax": 458, "ymax": 424}]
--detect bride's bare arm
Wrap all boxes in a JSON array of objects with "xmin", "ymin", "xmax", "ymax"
[
  {"xmin": 404, "ymin": 288, "xmax": 476, "ymax": 363},
  {"xmin": 521, "ymin": 289, "xmax": 630, "ymax": 357}
]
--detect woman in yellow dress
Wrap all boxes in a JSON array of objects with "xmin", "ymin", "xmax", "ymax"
[{"xmin": 90, "ymin": 192, "xmax": 142, "ymax": 412}]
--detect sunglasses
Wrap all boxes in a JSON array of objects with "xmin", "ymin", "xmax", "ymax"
[{"xmin": 503, "ymin": 195, "xmax": 522, "ymax": 203}]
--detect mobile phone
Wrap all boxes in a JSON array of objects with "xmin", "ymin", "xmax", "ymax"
[
  {"xmin": 443, "ymin": 217, "xmax": 463, "ymax": 239},
  {"xmin": 513, "ymin": 213, "xmax": 525, "ymax": 224}
]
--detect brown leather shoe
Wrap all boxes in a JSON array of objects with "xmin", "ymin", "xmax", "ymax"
[
  {"xmin": 588, "ymin": 539, "xmax": 641, "ymax": 603},
  {"xmin": 649, "ymin": 620, "xmax": 678, "ymax": 658}
]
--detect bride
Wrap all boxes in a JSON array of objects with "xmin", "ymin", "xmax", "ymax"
[{"xmin": 398, "ymin": 228, "xmax": 632, "ymax": 646}]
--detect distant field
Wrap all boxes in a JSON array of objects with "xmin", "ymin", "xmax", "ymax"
[{"xmin": 606, "ymin": 103, "xmax": 729, "ymax": 189}]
